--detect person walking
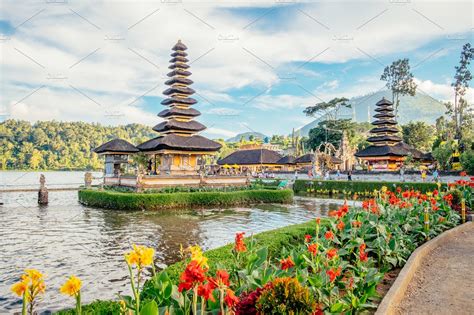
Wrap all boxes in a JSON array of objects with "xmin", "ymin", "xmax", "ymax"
[
  {"xmin": 433, "ymin": 169, "xmax": 439, "ymax": 182},
  {"xmin": 348, "ymin": 170, "xmax": 352, "ymax": 181},
  {"xmin": 421, "ymin": 169, "xmax": 427, "ymax": 182}
]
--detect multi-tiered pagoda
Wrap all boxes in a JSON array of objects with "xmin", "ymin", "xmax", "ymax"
[
  {"xmin": 355, "ymin": 97, "xmax": 421, "ymax": 171},
  {"xmin": 137, "ymin": 40, "xmax": 221, "ymax": 175}
]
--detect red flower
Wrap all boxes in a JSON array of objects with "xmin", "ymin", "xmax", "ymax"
[
  {"xmin": 402, "ymin": 191, "xmax": 410, "ymax": 199},
  {"xmin": 308, "ymin": 243, "xmax": 318, "ymax": 256},
  {"xmin": 224, "ymin": 289, "xmax": 239, "ymax": 308},
  {"xmin": 305, "ymin": 234, "xmax": 312, "ymax": 243},
  {"xmin": 396, "ymin": 187, "xmax": 402, "ymax": 193},
  {"xmin": 460, "ymin": 171, "xmax": 467, "ymax": 177},
  {"xmin": 280, "ymin": 256, "xmax": 295, "ymax": 270},
  {"xmin": 178, "ymin": 260, "xmax": 207, "ymax": 292},
  {"xmin": 197, "ymin": 282, "xmax": 215, "ymax": 302},
  {"xmin": 215, "ymin": 269, "xmax": 230, "ymax": 287},
  {"xmin": 433, "ymin": 189, "xmax": 439, "ymax": 197},
  {"xmin": 234, "ymin": 232, "xmax": 247, "ymax": 253},
  {"xmin": 326, "ymin": 266, "xmax": 342, "ymax": 282},
  {"xmin": 352, "ymin": 220, "xmax": 362, "ymax": 228},
  {"xmin": 336, "ymin": 220, "xmax": 345, "ymax": 231},
  {"xmin": 359, "ymin": 243, "xmax": 368, "ymax": 262},
  {"xmin": 326, "ymin": 248, "xmax": 338, "ymax": 260},
  {"xmin": 430, "ymin": 198, "xmax": 437, "ymax": 206},
  {"xmin": 443, "ymin": 194, "xmax": 453, "ymax": 205},
  {"xmin": 325, "ymin": 230, "xmax": 334, "ymax": 240}
]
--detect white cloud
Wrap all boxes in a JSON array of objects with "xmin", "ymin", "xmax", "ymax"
[{"xmin": 415, "ymin": 78, "xmax": 474, "ymax": 103}]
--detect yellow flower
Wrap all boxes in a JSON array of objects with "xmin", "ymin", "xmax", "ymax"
[
  {"xmin": 381, "ymin": 186, "xmax": 387, "ymax": 193},
  {"xmin": 188, "ymin": 245, "xmax": 208, "ymax": 269},
  {"xmin": 11, "ymin": 281, "xmax": 28, "ymax": 297},
  {"xmin": 60, "ymin": 275, "xmax": 81, "ymax": 296},
  {"xmin": 125, "ymin": 245, "xmax": 155, "ymax": 268},
  {"xmin": 25, "ymin": 269, "xmax": 44, "ymax": 282}
]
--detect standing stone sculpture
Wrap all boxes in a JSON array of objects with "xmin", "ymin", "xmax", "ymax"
[
  {"xmin": 38, "ymin": 174, "xmax": 48, "ymax": 205},
  {"xmin": 84, "ymin": 172, "xmax": 93, "ymax": 188}
]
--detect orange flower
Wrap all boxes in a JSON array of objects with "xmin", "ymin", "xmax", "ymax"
[
  {"xmin": 336, "ymin": 220, "xmax": 345, "ymax": 231},
  {"xmin": 324, "ymin": 231, "xmax": 334, "ymax": 240},
  {"xmin": 359, "ymin": 243, "xmax": 368, "ymax": 262},
  {"xmin": 224, "ymin": 288, "xmax": 239, "ymax": 308},
  {"xmin": 197, "ymin": 282, "xmax": 215, "ymax": 302},
  {"xmin": 326, "ymin": 266, "xmax": 342, "ymax": 282},
  {"xmin": 460, "ymin": 171, "xmax": 467, "ymax": 177},
  {"xmin": 352, "ymin": 221, "xmax": 362, "ymax": 228},
  {"xmin": 315, "ymin": 217, "xmax": 321, "ymax": 225},
  {"xmin": 234, "ymin": 232, "xmax": 247, "ymax": 253},
  {"xmin": 308, "ymin": 243, "xmax": 318, "ymax": 256},
  {"xmin": 326, "ymin": 248, "xmax": 338, "ymax": 260},
  {"xmin": 178, "ymin": 261, "xmax": 207, "ymax": 292},
  {"xmin": 280, "ymin": 256, "xmax": 295, "ymax": 270}
]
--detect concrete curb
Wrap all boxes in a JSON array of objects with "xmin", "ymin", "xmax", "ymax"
[{"xmin": 375, "ymin": 221, "xmax": 473, "ymax": 315}]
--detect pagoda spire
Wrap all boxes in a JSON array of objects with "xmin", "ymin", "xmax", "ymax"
[
  {"xmin": 154, "ymin": 40, "xmax": 205, "ymax": 136},
  {"xmin": 367, "ymin": 98, "xmax": 401, "ymax": 146}
]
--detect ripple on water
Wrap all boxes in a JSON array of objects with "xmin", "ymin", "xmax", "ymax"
[{"xmin": 0, "ymin": 191, "xmax": 348, "ymax": 313}]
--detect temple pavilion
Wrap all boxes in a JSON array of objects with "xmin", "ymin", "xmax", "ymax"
[
  {"xmin": 137, "ymin": 40, "xmax": 222, "ymax": 175},
  {"xmin": 355, "ymin": 97, "xmax": 423, "ymax": 171}
]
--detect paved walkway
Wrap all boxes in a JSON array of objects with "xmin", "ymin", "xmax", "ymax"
[{"xmin": 394, "ymin": 223, "xmax": 474, "ymax": 315}]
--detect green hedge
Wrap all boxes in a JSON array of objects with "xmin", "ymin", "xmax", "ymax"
[
  {"xmin": 78, "ymin": 189, "xmax": 293, "ymax": 210},
  {"xmin": 293, "ymin": 179, "xmax": 446, "ymax": 195}
]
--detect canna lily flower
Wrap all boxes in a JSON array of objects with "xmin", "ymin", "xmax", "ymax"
[
  {"xmin": 352, "ymin": 221, "xmax": 362, "ymax": 228},
  {"xmin": 60, "ymin": 275, "xmax": 81, "ymax": 296},
  {"xmin": 189, "ymin": 245, "xmax": 208, "ymax": 269},
  {"xmin": 315, "ymin": 217, "xmax": 321, "ymax": 225},
  {"xmin": 460, "ymin": 171, "xmax": 467, "ymax": 177},
  {"xmin": 324, "ymin": 230, "xmax": 334, "ymax": 240},
  {"xmin": 234, "ymin": 232, "xmax": 247, "ymax": 253},
  {"xmin": 336, "ymin": 220, "xmax": 345, "ymax": 231},
  {"xmin": 214, "ymin": 270, "xmax": 230, "ymax": 287},
  {"xmin": 11, "ymin": 269, "xmax": 46, "ymax": 315},
  {"xmin": 125, "ymin": 244, "xmax": 155, "ymax": 268},
  {"xmin": 359, "ymin": 244, "xmax": 368, "ymax": 262},
  {"xmin": 280, "ymin": 256, "xmax": 295, "ymax": 270},
  {"xmin": 308, "ymin": 243, "xmax": 318, "ymax": 256},
  {"xmin": 197, "ymin": 282, "xmax": 216, "ymax": 302},
  {"xmin": 11, "ymin": 281, "xmax": 28, "ymax": 297},
  {"xmin": 224, "ymin": 289, "xmax": 239, "ymax": 308},
  {"xmin": 326, "ymin": 248, "xmax": 338, "ymax": 260},
  {"xmin": 178, "ymin": 260, "xmax": 207, "ymax": 292},
  {"xmin": 305, "ymin": 234, "xmax": 312, "ymax": 242},
  {"xmin": 326, "ymin": 267, "xmax": 342, "ymax": 282}
]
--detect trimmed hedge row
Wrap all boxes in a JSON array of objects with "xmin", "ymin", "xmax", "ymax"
[
  {"xmin": 293, "ymin": 179, "xmax": 446, "ymax": 195},
  {"xmin": 78, "ymin": 189, "xmax": 294, "ymax": 210}
]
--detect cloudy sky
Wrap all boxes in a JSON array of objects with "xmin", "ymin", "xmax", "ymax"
[{"xmin": 0, "ymin": 0, "xmax": 472, "ymax": 139}]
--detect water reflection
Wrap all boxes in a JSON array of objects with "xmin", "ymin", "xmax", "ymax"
[{"xmin": 0, "ymin": 190, "xmax": 347, "ymax": 313}]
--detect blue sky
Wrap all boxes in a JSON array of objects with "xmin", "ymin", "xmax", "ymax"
[{"xmin": 0, "ymin": 1, "xmax": 472, "ymax": 139}]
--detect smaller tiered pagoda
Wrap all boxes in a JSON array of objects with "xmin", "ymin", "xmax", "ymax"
[
  {"xmin": 355, "ymin": 97, "xmax": 420, "ymax": 170},
  {"xmin": 137, "ymin": 40, "xmax": 222, "ymax": 175}
]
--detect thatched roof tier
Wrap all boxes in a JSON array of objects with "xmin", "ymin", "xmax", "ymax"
[
  {"xmin": 167, "ymin": 69, "xmax": 192, "ymax": 77},
  {"xmin": 356, "ymin": 142, "xmax": 424, "ymax": 159},
  {"xmin": 161, "ymin": 97, "xmax": 197, "ymax": 106},
  {"xmin": 171, "ymin": 51, "xmax": 187, "ymax": 57},
  {"xmin": 163, "ymin": 86, "xmax": 195, "ymax": 96},
  {"xmin": 169, "ymin": 56, "xmax": 189, "ymax": 63},
  {"xmin": 165, "ymin": 77, "xmax": 193, "ymax": 86},
  {"xmin": 376, "ymin": 98, "xmax": 393, "ymax": 106},
  {"xmin": 94, "ymin": 139, "xmax": 139, "ymax": 154},
  {"xmin": 294, "ymin": 154, "xmax": 314, "ymax": 164},
  {"xmin": 138, "ymin": 134, "xmax": 221, "ymax": 152},
  {"xmin": 370, "ymin": 127, "xmax": 399, "ymax": 133},
  {"xmin": 277, "ymin": 155, "xmax": 296, "ymax": 164},
  {"xmin": 152, "ymin": 119, "xmax": 206, "ymax": 133},
  {"xmin": 158, "ymin": 107, "xmax": 201, "ymax": 118},
  {"xmin": 218, "ymin": 149, "xmax": 282, "ymax": 165},
  {"xmin": 374, "ymin": 107, "xmax": 394, "ymax": 113},
  {"xmin": 374, "ymin": 113, "xmax": 395, "ymax": 119},
  {"xmin": 330, "ymin": 156, "xmax": 343, "ymax": 164},
  {"xmin": 172, "ymin": 40, "xmax": 187, "ymax": 51},
  {"xmin": 372, "ymin": 120, "xmax": 398, "ymax": 125},
  {"xmin": 367, "ymin": 135, "xmax": 403, "ymax": 143},
  {"xmin": 168, "ymin": 63, "xmax": 190, "ymax": 70}
]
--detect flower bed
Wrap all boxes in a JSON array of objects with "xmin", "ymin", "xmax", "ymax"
[
  {"xmin": 78, "ymin": 188, "xmax": 294, "ymax": 210},
  {"xmin": 13, "ymin": 179, "xmax": 473, "ymax": 314},
  {"xmin": 293, "ymin": 179, "xmax": 446, "ymax": 197}
]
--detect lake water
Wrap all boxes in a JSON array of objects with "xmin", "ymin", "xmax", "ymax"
[{"xmin": 0, "ymin": 171, "xmax": 348, "ymax": 313}]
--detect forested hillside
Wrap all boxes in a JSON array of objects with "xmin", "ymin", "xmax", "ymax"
[{"xmin": 0, "ymin": 120, "xmax": 155, "ymax": 170}]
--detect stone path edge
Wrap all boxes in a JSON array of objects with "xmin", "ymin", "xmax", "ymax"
[{"xmin": 375, "ymin": 221, "xmax": 473, "ymax": 315}]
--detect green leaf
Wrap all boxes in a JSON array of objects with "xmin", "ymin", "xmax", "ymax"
[
  {"xmin": 140, "ymin": 300, "xmax": 159, "ymax": 315},
  {"xmin": 330, "ymin": 302, "xmax": 345, "ymax": 313}
]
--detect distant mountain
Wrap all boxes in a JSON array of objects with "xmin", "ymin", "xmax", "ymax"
[
  {"xmin": 227, "ymin": 132, "xmax": 267, "ymax": 142},
  {"xmin": 297, "ymin": 90, "xmax": 446, "ymax": 137}
]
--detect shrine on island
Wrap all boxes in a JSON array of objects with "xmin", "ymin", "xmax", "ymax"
[
  {"xmin": 355, "ymin": 97, "xmax": 424, "ymax": 171},
  {"xmin": 137, "ymin": 40, "xmax": 222, "ymax": 176}
]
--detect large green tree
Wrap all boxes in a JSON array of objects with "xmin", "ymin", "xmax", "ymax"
[
  {"xmin": 402, "ymin": 121, "xmax": 435, "ymax": 152},
  {"xmin": 381, "ymin": 58, "xmax": 417, "ymax": 118}
]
